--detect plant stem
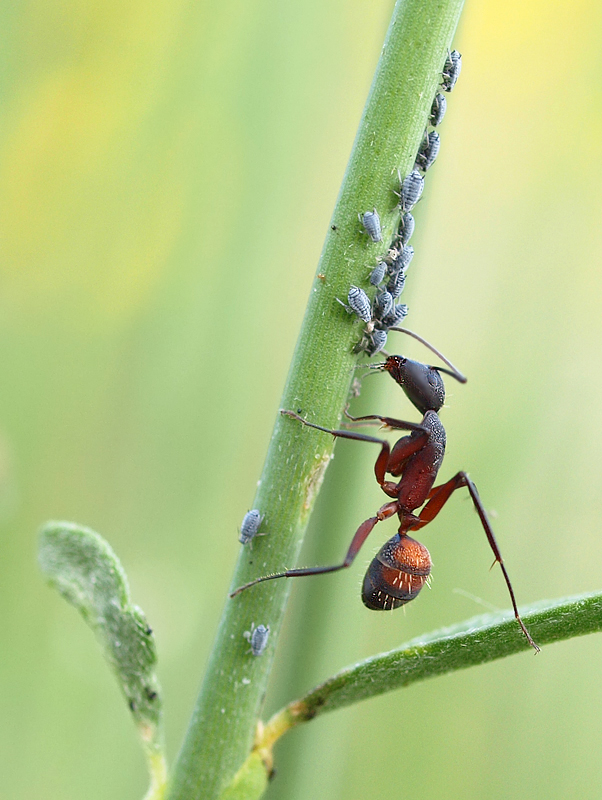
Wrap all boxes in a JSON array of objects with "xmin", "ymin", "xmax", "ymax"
[
  {"xmin": 167, "ymin": 2, "xmax": 465, "ymax": 797},
  {"xmin": 143, "ymin": 752, "xmax": 168, "ymax": 800}
]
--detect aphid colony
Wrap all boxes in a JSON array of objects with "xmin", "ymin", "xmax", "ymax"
[
  {"xmin": 231, "ymin": 50, "xmax": 538, "ymax": 651},
  {"xmin": 350, "ymin": 51, "xmax": 461, "ymax": 357},
  {"xmin": 229, "ymin": 51, "xmax": 529, "ymax": 655},
  {"xmin": 236, "ymin": 52, "xmax": 461, "ymax": 552}
]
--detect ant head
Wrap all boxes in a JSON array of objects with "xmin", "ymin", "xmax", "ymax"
[
  {"xmin": 362, "ymin": 533, "xmax": 431, "ymax": 610},
  {"xmin": 379, "ymin": 355, "xmax": 445, "ymax": 414}
]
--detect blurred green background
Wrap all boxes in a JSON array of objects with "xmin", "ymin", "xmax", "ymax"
[{"xmin": 2, "ymin": 0, "xmax": 602, "ymax": 798}]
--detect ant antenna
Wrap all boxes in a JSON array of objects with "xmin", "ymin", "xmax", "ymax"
[
  {"xmin": 386, "ymin": 326, "xmax": 467, "ymax": 383},
  {"xmin": 353, "ymin": 364, "xmax": 380, "ymax": 381}
]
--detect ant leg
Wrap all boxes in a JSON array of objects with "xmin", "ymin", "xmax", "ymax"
[
  {"xmin": 342, "ymin": 407, "xmax": 429, "ymax": 435},
  {"xmin": 344, "ymin": 412, "xmax": 427, "ymax": 434},
  {"xmin": 346, "ymin": 413, "xmax": 432, "ymax": 477},
  {"xmin": 230, "ymin": 501, "xmax": 399, "ymax": 598},
  {"xmin": 345, "ymin": 412, "xmax": 425, "ymax": 433},
  {"xmin": 411, "ymin": 472, "xmax": 540, "ymax": 652},
  {"xmin": 340, "ymin": 411, "xmax": 431, "ymax": 484},
  {"xmin": 281, "ymin": 410, "xmax": 394, "ymax": 487}
]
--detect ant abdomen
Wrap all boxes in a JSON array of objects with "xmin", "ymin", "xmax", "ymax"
[{"xmin": 362, "ymin": 533, "xmax": 431, "ymax": 610}]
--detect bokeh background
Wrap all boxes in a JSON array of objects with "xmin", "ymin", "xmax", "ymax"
[{"xmin": 2, "ymin": 0, "xmax": 602, "ymax": 798}]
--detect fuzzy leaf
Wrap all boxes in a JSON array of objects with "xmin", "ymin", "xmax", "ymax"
[
  {"xmin": 39, "ymin": 521, "xmax": 165, "ymax": 768},
  {"xmin": 272, "ymin": 592, "xmax": 602, "ymax": 727}
]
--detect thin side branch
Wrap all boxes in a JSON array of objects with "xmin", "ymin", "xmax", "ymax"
[{"xmin": 260, "ymin": 591, "xmax": 602, "ymax": 745}]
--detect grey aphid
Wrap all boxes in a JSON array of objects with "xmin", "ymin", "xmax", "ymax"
[
  {"xmin": 397, "ymin": 213, "xmax": 415, "ymax": 246},
  {"xmin": 373, "ymin": 290, "xmax": 393, "ymax": 319},
  {"xmin": 387, "ymin": 270, "xmax": 406, "ymax": 299},
  {"xmin": 415, "ymin": 131, "xmax": 440, "ymax": 173},
  {"xmin": 400, "ymin": 170, "xmax": 424, "ymax": 211},
  {"xmin": 442, "ymin": 50, "xmax": 461, "ymax": 92},
  {"xmin": 244, "ymin": 623, "xmax": 270, "ymax": 657},
  {"xmin": 239, "ymin": 509, "xmax": 263, "ymax": 544},
  {"xmin": 367, "ymin": 329, "xmax": 388, "ymax": 356},
  {"xmin": 383, "ymin": 303, "xmax": 409, "ymax": 328},
  {"xmin": 343, "ymin": 285, "xmax": 372, "ymax": 323},
  {"xmin": 369, "ymin": 262, "xmax": 387, "ymax": 286},
  {"xmin": 390, "ymin": 244, "xmax": 414, "ymax": 275},
  {"xmin": 361, "ymin": 209, "xmax": 382, "ymax": 242},
  {"xmin": 429, "ymin": 93, "xmax": 447, "ymax": 127}
]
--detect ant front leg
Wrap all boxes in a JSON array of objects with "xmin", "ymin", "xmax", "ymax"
[
  {"xmin": 343, "ymin": 412, "xmax": 430, "ymax": 486},
  {"xmin": 283, "ymin": 409, "xmax": 429, "ymax": 490},
  {"xmin": 410, "ymin": 471, "xmax": 540, "ymax": 652},
  {"xmin": 230, "ymin": 501, "xmax": 399, "ymax": 598},
  {"xmin": 281, "ymin": 409, "xmax": 404, "ymax": 492},
  {"xmin": 344, "ymin": 411, "xmax": 427, "ymax": 434}
]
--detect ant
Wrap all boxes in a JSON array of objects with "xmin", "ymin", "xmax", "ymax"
[{"xmin": 231, "ymin": 330, "xmax": 539, "ymax": 652}]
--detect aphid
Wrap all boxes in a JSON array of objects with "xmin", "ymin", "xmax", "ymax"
[
  {"xmin": 373, "ymin": 290, "xmax": 393, "ymax": 320},
  {"xmin": 244, "ymin": 623, "xmax": 270, "ymax": 657},
  {"xmin": 239, "ymin": 509, "xmax": 263, "ymax": 544},
  {"xmin": 382, "ymin": 303, "xmax": 408, "ymax": 328},
  {"xmin": 442, "ymin": 50, "xmax": 462, "ymax": 92},
  {"xmin": 387, "ymin": 269, "xmax": 406, "ymax": 299},
  {"xmin": 369, "ymin": 262, "xmax": 387, "ymax": 286},
  {"xmin": 429, "ymin": 93, "xmax": 447, "ymax": 127},
  {"xmin": 397, "ymin": 213, "xmax": 415, "ymax": 246},
  {"xmin": 338, "ymin": 285, "xmax": 372, "ymax": 323},
  {"xmin": 366, "ymin": 329, "xmax": 388, "ymax": 356},
  {"xmin": 399, "ymin": 170, "xmax": 424, "ymax": 212},
  {"xmin": 415, "ymin": 131, "xmax": 440, "ymax": 173},
  {"xmin": 361, "ymin": 209, "xmax": 382, "ymax": 242},
  {"xmin": 389, "ymin": 245, "xmax": 414, "ymax": 275}
]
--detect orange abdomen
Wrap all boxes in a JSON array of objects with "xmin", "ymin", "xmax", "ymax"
[{"xmin": 362, "ymin": 533, "xmax": 432, "ymax": 611}]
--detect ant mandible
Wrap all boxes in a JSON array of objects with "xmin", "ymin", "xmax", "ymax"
[{"xmin": 231, "ymin": 330, "xmax": 539, "ymax": 652}]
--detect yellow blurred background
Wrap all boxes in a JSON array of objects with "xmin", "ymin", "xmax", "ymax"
[{"xmin": 2, "ymin": 0, "xmax": 602, "ymax": 798}]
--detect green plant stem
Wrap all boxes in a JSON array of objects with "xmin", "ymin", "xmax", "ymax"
[
  {"xmin": 167, "ymin": 2, "xmax": 465, "ymax": 798},
  {"xmin": 143, "ymin": 752, "xmax": 168, "ymax": 800},
  {"xmin": 260, "ymin": 591, "xmax": 602, "ymax": 746}
]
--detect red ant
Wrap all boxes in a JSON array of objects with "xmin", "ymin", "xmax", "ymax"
[{"xmin": 231, "ymin": 331, "xmax": 539, "ymax": 652}]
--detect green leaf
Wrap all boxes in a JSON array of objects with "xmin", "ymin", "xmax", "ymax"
[
  {"xmin": 39, "ymin": 521, "xmax": 166, "ymax": 794},
  {"xmin": 264, "ymin": 592, "xmax": 602, "ymax": 735}
]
